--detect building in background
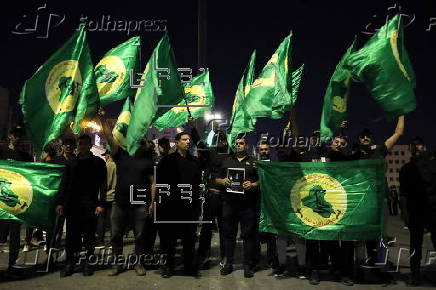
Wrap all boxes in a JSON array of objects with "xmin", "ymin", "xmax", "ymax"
[
  {"xmin": 0, "ymin": 86, "xmax": 10, "ymax": 141},
  {"xmin": 385, "ymin": 144, "xmax": 411, "ymax": 189}
]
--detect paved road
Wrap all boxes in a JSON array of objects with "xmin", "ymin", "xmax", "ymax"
[{"xmin": 1, "ymin": 215, "xmax": 435, "ymax": 289}]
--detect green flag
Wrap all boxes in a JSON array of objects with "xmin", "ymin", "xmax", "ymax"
[
  {"xmin": 112, "ymin": 97, "xmax": 133, "ymax": 150},
  {"xmin": 227, "ymin": 50, "xmax": 257, "ymax": 149},
  {"xmin": 96, "ymin": 36, "xmax": 141, "ymax": 107},
  {"xmin": 153, "ymin": 70, "xmax": 214, "ymax": 131},
  {"xmin": 245, "ymin": 34, "xmax": 295, "ymax": 120},
  {"xmin": 320, "ymin": 39, "xmax": 357, "ymax": 140},
  {"xmin": 345, "ymin": 14, "xmax": 416, "ymax": 120},
  {"xmin": 19, "ymin": 26, "xmax": 99, "ymax": 154},
  {"xmin": 126, "ymin": 33, "xmax": 185, "ymax": 155},
  {"xmin": 257, "ymin": 159, "xmax": 385, "ymax": 240},
  {"xmin": 0, "ymin": 160, "xmax": 63, "ymax": 231},
  {"xmin": 291, "ymin": 64, "xmax": 304, "ymax": 100}
]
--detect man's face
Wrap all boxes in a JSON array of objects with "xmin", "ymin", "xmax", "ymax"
[
  {"xmin": 62, "ymin": 141, "xmax": 76, "ymax": 154},
  {"xmin": 158, "ymin": 145, "xmax": 167, "ymax": 155},
  {"xmin": 235, "ymin": 138, "xmax": 248, "ymax": 154},
  {"xmin": 176, "ymin": 134, "xmax": 191, "ymax": 152},
  {"xmin": 8, "ymin": 134, "xmax": 21, "ymax": 147},
  {"xmin": 259, "ymin": 144, "xmax": 270, "ymax": 159},
  {"xmin": 77, "ymin": 139, "xmax": 92, "ymax": 155},
  {"xmin": 410, "ymin": 143, "xmax": 426, "ymax": 156},
  {"xmin": 331, "ymin": 137, "xmax": 347, "ymax": 152},
  {"xmin": 359, "ymin": 135, "xmax": 372, "ymax": 146}
]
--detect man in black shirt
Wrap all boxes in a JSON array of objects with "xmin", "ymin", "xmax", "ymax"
[
  {"xmin": 399, "ymin": 137, "xmax": 436, "ymax": 286},
  {"xmin": 196, "ymin": 129, "xmax": 228, "ymax": 268},
  {"xmin": 217, "ymin": 136, "xmax": 260, "ymax": 278},
  {"xmin": 0, "ymin": 127, "xmax": 33, "ymax": 269},
  {"xmin": 55, "ymin": 134, "xmax": 107, "ymax": 277},
  {"xmin": 350, "ymin": 116, "xmax": 404, "ymax": 284},
  {"xmin": 157, "ymin": 131, "xmax": 203, "ymax": 278},
  {"xmin": 100, "ymin": 110, "xmax": 155, "ymax": 277}
]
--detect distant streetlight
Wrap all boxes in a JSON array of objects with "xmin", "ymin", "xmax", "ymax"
[{"xmin": 204, "ymin": 111, "xmax": 222, "ymax": 123}]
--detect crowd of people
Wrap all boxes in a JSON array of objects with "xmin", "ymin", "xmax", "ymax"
[{"xmin": 1, "ymin": 114, "xmax": 436, "ymax": 287}]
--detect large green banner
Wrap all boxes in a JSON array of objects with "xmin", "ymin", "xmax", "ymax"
[
  {"xmin": 257, "ymin": 159, "xmax": 385, "ymax": 240},
  {"xmin": 0, "ymin": 160, "xmax": 63, "ymax": 231}
]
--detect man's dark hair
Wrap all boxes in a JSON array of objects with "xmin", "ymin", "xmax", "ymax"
[
  {"xmin": 175, "ymin": 131, "xmax": 190, "ymax": 141},
  {"xmin": 9, "ymin": 127, "xmax": 25, "ymax": 138},
  {"xmin": 43, "ymin": 144, "xmax": 57, "ymax": 158},
  {"xmin": 62, "ymin": 136, "xmax": 77, "ymax": 146},
  {"xmin": 158, "ymin": 137, "xmax": 171, "ymax": 150},
  {"xmin": 410, "ymin": 136, "xmax": 424, "ymax": 146},
  {"xmin": 236, "ymin": 133, "xmax": 247, "ymax": 142},
  {"xmin": 359, "ymin": 128, "xmax": 372, "ymax": 138},
  {"xmin": 78, "ymin": 134, "xmax": 92, "ymax": 144}
]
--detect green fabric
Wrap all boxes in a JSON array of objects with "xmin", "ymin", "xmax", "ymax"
[
  {"xmin": 257, "ymin": 159, "xmax": 385, "ymax": 240},
  {"xmin": 227, "ymin": 50, "xmax": 257, "ymax": 150},
  {"xmin": 345, "ymin": 14, "xmax": 416, "ymax": 120},
  {"xmin": 126, "ymin": 33, "xmax": 185, "ymax": 155},
  {"xmin": 96, "ymin": 36, "xmax": 141, "ymax": 107},
  {"xmin": 112, "ymin": 97, "xmax": 133, "ymax": 150},
  {"xmin": 0, "ymin": 160, "xmax": 63, "ymax": 231},
  {"xmin": 245, "ymin": 34, "xmax": 295, "ymax": 120},
  {"xmin": 19, "ymin": 26, "xmax": 98, "ymax": 155},
  {"xmin": 320, "ymin": 39, "xmax": 356, "ymax": 140},
  {"xmin": 153, "ymin": 70, "xmax": 214, "ymax": 131}
]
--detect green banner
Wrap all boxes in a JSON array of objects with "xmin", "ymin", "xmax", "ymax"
[
  {"xmin": 19, "ymin": 26, "xmax": 98, "ymax": 155},
  {"xmin": 112, "ymin": 97, "xmax": 133, "ymax": 150},
  {"xmin": 257, "ymin": 159, "xmax": 385, "ymax": 240},
  {"xmin": 153, "ymin": 70, "xmax": 214, "ymax": 131},
  {"xmin": 96, "ymin": 36, "xmax": 141, "ymax": 107},
  {"xmin": 345, "ymin": 14, "xmax": 416, "ymax": 120},
  {"xmin": 245, "ymin": 33, "xmax": 294, "ymax": 120},
  {"xmin": 126, "ymin": 33, "xmax": 185, "ymax": 155},
  {"xmin": 320, "ymin": 38, "xmax": 356, "ymax": 140},
  {"xmin": 0, "ymin": 160, "xmax": 63, "ymax": 231}
]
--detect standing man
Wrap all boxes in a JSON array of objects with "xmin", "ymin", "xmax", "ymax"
[
  {"xmin": 399, "ymin": 137, "xmax": 436, "ymax": 286},
  {"xmin": 196, "ymin": 130, "xmax": 229, "ymax": 269},
  {"xmin": 99, "ymin": 110, "xmax": 155, "ymax": 277},
  {"xmin": 0, "ymin": 127, "xmax": 33, "ymax": 270},
  {"xmin": 55, "ymin": 134, "xmax": 107, "ymax": 277},
  {"xmin": 217, "ymin": 135, "xmax": 260, "ymax": 278},
  {"xmin": 96, "ymin": 149, "xmax": 117, "ymax": 247},
  {"xmin": 157, "ymin": 131, "xmax": 203, "ymax": 278}
]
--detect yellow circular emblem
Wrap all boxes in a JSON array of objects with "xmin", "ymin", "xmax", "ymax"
[
  {"xmin": 95, "ymin": 56, "xmax": 126, "ymax": 96},
  {"xmin": 0, "ymin": 169, "xmax": 33, "ymax": 215},
  {"xmin": 45, "ymin": 60, "xmax": 82, "ymax": 114},
  {"xmin": 112, "ymin": 111, "xmax": 131, "ymax": 148},
  {"xmin": 171, "ymin": 85, "xmax": 207, "ymax": 113},
  {"xmin": 332, "ymin": 96, "xmax": 347, "ymax": 113},
  {"xmin": 290, "ymin": 173, "xmax": 347, "ymax": 227}
]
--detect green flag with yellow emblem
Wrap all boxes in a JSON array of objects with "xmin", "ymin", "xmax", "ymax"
[
  {"xmin": 19, "ymin": 26, "xmax": 99, "ymax": 154},
  {"xmin": 320, "ymin": 38, "xmax": 356, "ymax": 140},
  {"xmin": 153, "ymin": 70, "xmax": 214, "ymax": 131},
  {"xmin": 257, "ymin": 159, "xmax": 385, "ymax": 240},
  {"xmin": 112, "ymin": 97, "xmax": 133, "ymax": 150},
  {"xmin": 345, "ymin": 14, "xmax": 416, "ymax": 120},
  {"xmin": 0, "ymin": 160, "xmax": 63, "ymax": 231},
  {"xmin": 95, "ymin": 36, "xmax": 140, "ymax": 107}
]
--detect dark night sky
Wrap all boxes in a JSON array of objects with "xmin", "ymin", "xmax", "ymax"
[{"xmin": 2, "ymin": 0, "xmax": 436, "ymax": 148}]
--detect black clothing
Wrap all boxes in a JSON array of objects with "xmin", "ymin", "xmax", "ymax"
[
  {"xmin": 0, "ymin": 146, "xmax": 33, "ymax": 162},
  {"xmin": 399, "ymin": 154, "xmax": 436, "ymax": 272},
  {"xmin": 156, "ymin": 151, "xmax": 203, "ymax": 271},
  {"xmin": 156, "ymin": 151, "xmax": 203, "ymax": 221},
  {"xmin": 113, "ymin": 148, "xmax": 154, "ymax": 207},
  {"xmin": 219, "ymin": 154, "xmax": 260, "ymax": 266},
  {"xmin": 351, "ymin": 144, "xmax": 388, "ymax": 160},
  {"xmin": 56, "ymin": 153, "xmax": 107, "ymax": 214}
]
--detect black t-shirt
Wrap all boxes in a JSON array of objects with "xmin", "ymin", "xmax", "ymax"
[
  {"xmin": 219, "ymin": 154, "xmax": 259, "ymax": 203},
  {"xmin": 351, "ymin": 144, "xmax": 388, "ymax": 160},
  {"xmin": 0, "ymin": 146, "xmax": 33, "ymax": 162},
  {"xmin": 113, "ymin": 148, "xmax": 154, "ymax": 207},
  {"xmin": 57, "ymin": 154, "xmax": 107, "ymax": 213},
  {"xmin": 156, "ymin": 151, "xmax": 202, "ymax": 220}
]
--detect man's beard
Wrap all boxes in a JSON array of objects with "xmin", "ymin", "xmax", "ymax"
[{"xmin": 259, "ymin": 154, "xmax": 270, "ymax": 160}]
